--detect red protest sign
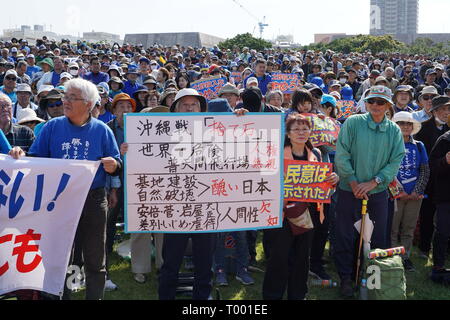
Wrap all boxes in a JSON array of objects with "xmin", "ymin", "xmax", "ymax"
[
  {"xmin": 284, "ymin": 159, "xmax": 334, "ymax": 203},
  {"xmin": 270, "ymin": 73, "xmax": 301, "ymax": 93},
  {"xmin": 336, "ymin": 100, "xmax": 357, "ymax": 120},
  {"xmin": 230, "ymin": 72, "xmax": 242, "ymax": 84},
  {"xmin": 301, "ymin": 113, "xmax": 340, "ymax": 147}
]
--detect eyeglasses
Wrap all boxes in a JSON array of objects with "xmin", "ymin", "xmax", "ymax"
[
  {"xmin": 367, "ymin": 98, "xmax": 387, "ymax": 106},
  {"xmin": 5, "ymin": 76, "xmax": 17, "ymax": 81},
  {"xmin": 420, "ymin": 95, "xmax": 436, "ymax": 101},
  {"xmin": 62, "ymin": 95, "xmax": 87, "ymax": 103},
  {"xmin": 47, "ymin": 101, "xmax": 63, "ymax": 108}
]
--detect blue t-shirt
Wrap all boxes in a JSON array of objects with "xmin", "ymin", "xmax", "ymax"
[
  {"xmin": 397, "ymin": 140, "xmax": 428, "ymax": 194},
  {"xmin": 98, "ymin": 111, "xmax": 116, "ymax": 124},
  {"xmin": 26, "ymin": 65, "xmax": 42, "ymax": 78},
  {"xmin": 0, "ymin": 129, "xmax": 11, "ymax": 153},
  {"xmin": 83, "ymin": 72, "xmax": 110, "ymax": 85},
  {"xmin": 28, "ymin": 116, "xmax": 120, "ymax": 190},
  {"xmin": 0, "ymin": 86, "xmax": 17, "ymax": 104}
]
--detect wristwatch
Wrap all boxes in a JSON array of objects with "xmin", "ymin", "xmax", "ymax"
[{"xmin": 374, "ymin": 176, "xmax": 382, "ymax": 185}]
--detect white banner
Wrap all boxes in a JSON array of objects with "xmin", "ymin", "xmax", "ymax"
[
  {"xmin": 125, "ymin": 113, "xmax": 284, "ymax": 233},
  {"xmin": 0, "ymin": 155, "xmax": 99, "ymax": 296}
]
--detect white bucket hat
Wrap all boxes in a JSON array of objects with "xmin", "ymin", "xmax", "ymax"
[
  {"xmin": 392, "ymin": 111, "xmax": 422, "ymax": 135},
  {"xmin": 170, "ymin": 88, "xmax": 207, "ymax": 112}
]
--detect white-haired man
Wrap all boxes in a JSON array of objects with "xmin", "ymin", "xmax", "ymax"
[{"xmin": 10, "ymin": 78, "xmax": 122, "ymax": 300}]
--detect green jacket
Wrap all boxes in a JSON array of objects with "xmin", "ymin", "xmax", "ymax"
[{"xmin": 335, "ymin": 113, "xmax": 405, "ymax": 194}]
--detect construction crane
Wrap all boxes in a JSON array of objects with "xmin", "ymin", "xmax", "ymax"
[{"xmin": 231, "ymin": 0, "xmax": 268, "ymax": 38}]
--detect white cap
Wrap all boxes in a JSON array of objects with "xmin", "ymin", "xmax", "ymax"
[
  {"xmin": 37, "ymin": 85, "xmax": 54, "ymax": 96},
  {"xmin": 17, "ymin": 108, "xmax": 45, "ymax": 124},
  {"xmin": 60, "ymin": 72, "xmax": 73, "ymax": 80}
]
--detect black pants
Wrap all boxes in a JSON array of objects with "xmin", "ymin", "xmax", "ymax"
[
  {"xmin": 433, "ymin": 202, "xmax": 450, "ymax": 268},
  {"xmin": 63, "ymin": 188, "xmax": 108, "ymax": 300},
  {"xmin": 310, "ymin": 203, "xmax": 329, "ymax": 271},
  {"xmin": 158, "ymin": 233, "xmax": 215, "ymax": 300},
  {"xmin": 262, "ymin": 219, "xmax": 314, "ymax": 300},
  {"xmin": 419, "ymin": 197, "xmax": 436, "ymax": 253},
  {"xmin": 105, "ymin": 186, "xmax": 123, "ymax": 278}
]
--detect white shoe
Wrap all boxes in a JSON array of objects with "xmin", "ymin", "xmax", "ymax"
[{"xmin": 105, "ymin": 279, "xmax": 118, "ymax": 291}]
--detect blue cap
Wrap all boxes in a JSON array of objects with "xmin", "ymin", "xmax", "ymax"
[
  {"xmin": 207, "ymin": 98, "xmax": 233, "ymax": 113},
  {"xmin": 139, "ymin": 57, "xmax": 151, "ymax": 64},
  {"xmin": 321, "ymin": 94, "xmax": 337, "ymax": 107},
  {"xmin": 341, "ymin": 86, "xmax": 354, "ymax": 100}
]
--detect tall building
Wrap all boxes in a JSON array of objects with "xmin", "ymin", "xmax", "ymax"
[{"xmin": 370, "ymin": 0, "xmax": 418, "ymax": 36}]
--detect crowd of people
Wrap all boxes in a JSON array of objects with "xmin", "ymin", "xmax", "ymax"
[{"xmin": 1, "ymin": 35, "xmax": 450, "ymax": 300}]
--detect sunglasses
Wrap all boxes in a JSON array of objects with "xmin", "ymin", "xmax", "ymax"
[
  {"xmin": 367, "ymin": 98, "xmax": 387, "ymax": 106},
  {"xmin": 421, "ymin": 95, "xmax": 436, "ymax": 101},
  {"xmin": 396, "ymin": 121, "xmax": 413, "ymax": 126},
  {"xmin": 5, "ymin": 76, "xmax": 17, "ymax": 81},
  {"xmin": 47, "ymin": 101, "xmax": 63, "ymax": 108}
]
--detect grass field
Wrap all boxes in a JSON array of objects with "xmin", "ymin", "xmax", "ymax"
[{"xmin": 70, "ymin": 232, "xmax": 450, "ymax": 300}]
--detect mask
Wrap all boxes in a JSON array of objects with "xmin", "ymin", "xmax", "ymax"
[
  {"xmin": 70, "ymin": 69, "xmax": 79, "ymax": 76},
  {"xmin": 339, "ymin": 78, "xmax": 347, "ymax": 84},
  {"xmin": 151, "ymin": 65, "xmax": 158, "ymax": 71}
]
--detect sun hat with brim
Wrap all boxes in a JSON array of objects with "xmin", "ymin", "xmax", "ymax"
[
  {"xmin": 392, "ymin": 111, "xmax": 422, "ymax": 135},
  {"xmin": 159, "ymin": 89, "xmax": 178, "ymax": 105},
  {"xmin": 418, "ymin": 86, "xmax": 439, "ymax": 100},
  {"xmin": 133, "ymin": 88, "xmax": 149, "ymax": 100},
  {"xmin": 393, "ymin": 85, "xmax": 414, "ymax": 103},
  {"xmin": 37, "ymin": 57, "xmax": 54, "ymax": 70},
  {"xmin": 364, "ymin": 85, "xmax": 393, "ymax": 105},
  {"xmin": 170, "ymin": 88, "xmax": 207, "ymax": 113},
  {"xmin": 108, "ymin": 76, "xmax": 124, "ymax": 89},
  {"xmin": 17, "ymin": 108, "xmax": 45, "ymax": 125},
  {"xmin": 143, "ymin": 77, "xmax": 157, "ymax": 85},
  {"xmin": 430, "ymin": 95, "xmax": 450, "ymax": 113},
  {"xmin": 42, "ymin": 88, "xmax": 64, "ymax": 100},
  {"xmin": 321, "ymin": 94, "xmax": 337, "ymax": 107},
  {"xmin": 218, "ymin": 83, "xmax": 240, "ymax": 97},
  {"xmin": 374, "ymin": 76, "xmax": 388, "ymax": 85},
  {"xmin": 16, "ymin": 83, "xmax": 32, "ymax": 93},
  {"xmin": 111, "ymin": 93, "xmax": 136, "ymax": 112},
  {"xmin": 37, "ymin": 85, "xmax": 54, "ymax": 96},
  {"xmin": 60, "ymin": 72, "xmax": 73, "ymax": 80},
  {"xmin": 140, "ymin": 106, "xmax": 170, "ymax": 113}
]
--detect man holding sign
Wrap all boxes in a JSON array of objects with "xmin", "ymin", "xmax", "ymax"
[{"xmin": 10, "ymin": 78, "xmax": 122, "ymax": 300}]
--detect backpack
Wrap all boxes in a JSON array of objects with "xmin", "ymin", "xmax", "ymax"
[{"xmin": 365, "ymin": 249, "xmax": 406, "ymax": 300}]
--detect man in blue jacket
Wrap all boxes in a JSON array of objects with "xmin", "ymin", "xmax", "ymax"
[{"xmin": 244, "ymin": 59, "xmax": 272, "ymax": 96}]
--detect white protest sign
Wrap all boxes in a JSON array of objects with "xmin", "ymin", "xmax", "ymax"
[
  {"xmin": 0, "ymin": 155, "xmax": 99, "ymax": 296},
  {"xmin": 125, "ymin": 113, "xmax": 284, "ymax": 233}
]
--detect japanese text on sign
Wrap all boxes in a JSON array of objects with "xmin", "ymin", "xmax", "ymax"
[
  {"xmin": 301, "ymin": 113, "xmax": 340, "ymax": 147},
  {"xmin": 125, "ymin": 113, "xmax": 284, "ymax": 233},
  {"xmin": 0, "ymin": 155, "xmax": 98, "ymax": 296},
  {"xmin": 270, "ymin": 73, "xmax": 301, "ymax": 93},
  {"xmin": 190, "ymin": 77, "xmax": 227, "ymax": 101},
  {"xmin": 284, "ymin": 159, "xmax": 334, "ymax": 203}
]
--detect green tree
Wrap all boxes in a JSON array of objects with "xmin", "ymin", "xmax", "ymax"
[{"xmin": 219, "ymin": 33, "xmax": 272, "ymax": 51}]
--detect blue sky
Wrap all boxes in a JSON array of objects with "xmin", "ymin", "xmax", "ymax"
[{"xmin": 2, "ymin": 0, "xmax": 450, "ymax": 45}]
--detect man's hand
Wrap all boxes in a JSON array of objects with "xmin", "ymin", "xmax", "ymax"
[
  {"xmin": 324, "ymin": 172, "xmax": 339, "ymax": 186},
  {"xmin": 354, "ymin": 180, "xmax": 378, "ymax": 200},
  {"xmin": 8, "ymin": 147, "xmax": 25, "ymax": 159},
  {"xmin": 409, "ymin": 192, "xmax": 424, "ymax": 201},
  {"xmin": 101, "ymin": 157, "xmax": 118, "ymax": 174},
  {"xmin": 234, "ymin": 108, "xmax": 249, "ymax": 117},
  {"xmin": 120, "ymin": 143, "xmax": 129, "ymax": 157},
  {"xmin": 446, "ymin": 151, "xmax": 450, "ymax": 165}
]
